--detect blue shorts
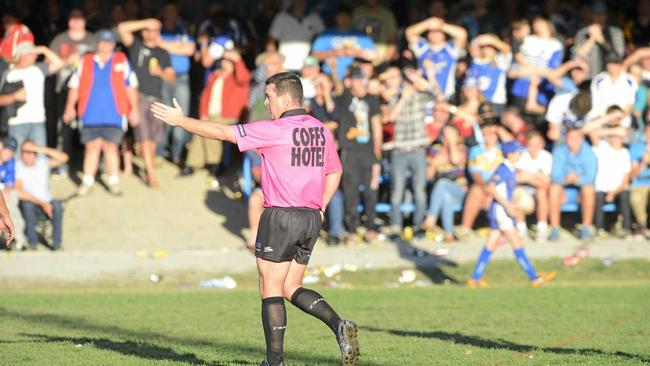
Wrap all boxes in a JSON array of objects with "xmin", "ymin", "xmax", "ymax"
[{"xmin": 487, "ymin": 203, "xmax": 516, "ymax": 230}]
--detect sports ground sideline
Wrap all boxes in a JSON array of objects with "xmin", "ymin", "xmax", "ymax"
[{"xmin": 1, "ymin": 161, "xmax": 649, "ymax": 283}]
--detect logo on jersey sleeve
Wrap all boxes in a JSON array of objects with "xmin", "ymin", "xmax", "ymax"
[
  {"xmin": 237, "ymin": 124, "xmax": 247, "ymax": 137},
  {"xmin": 291, "ymin": 127, "xmax": 326, "ymax": 167}
]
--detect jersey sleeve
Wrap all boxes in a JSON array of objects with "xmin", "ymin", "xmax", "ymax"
[
  {"xmin": 232, "ymin": 121, "xmax": 277, "ymax": 152},
  {"xmin": 324, "ymin": 128, "xmax": 342, "ymax": 174}
]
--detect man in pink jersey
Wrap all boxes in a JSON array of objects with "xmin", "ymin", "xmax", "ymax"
[{"xmin": 151, "ymin": 72, "xmax": 359, "ymax": 366}]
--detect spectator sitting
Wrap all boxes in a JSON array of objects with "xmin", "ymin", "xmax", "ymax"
[
  {"xmin": 467, "ymin": 33, "xmax": 512, "ymax": 115},
  {"xmin": 15, "ymin": 141, "xmax": 68, "ymax": 250},
  {"xmin": 5, "ymin": 43, "xmax": 63, "ymax": 148},
  {"xmin": 268, "ymin": 0, "xmax": 324, "ymax": 72},
  {"xmin": 515, "ymin": 130, "xmax": 553, "ymax": 242},
  {"xmin": 422, "ymin": 125, "xmax": 468, "ymax": 242},
  {"xmin": 456, "ymin": 119, "xmax": 504, "ymax": 240},
  {"xmin": 629, "ymin": 123, "xmax": 650, "ymax": 239},
  {"xmin": 405, "ymin": 16, "xmax": 468, "ymax": 100},
  {"xmin": 312, "ymin": 5, "xmax": 376, "ymax": 81},
  {"xmin": 0, "ymin": 137, "xmax": 25, "ymax": 250},
  {"xmin": 590, "ymin": 122, "xmax": 632, "ymax": 238},
  {"xmin": 590, "ymin": 52, "xmax": 638, "ymax": 128},
  {"xmin": 63, "ymin": 29, "xmax": 139, "ymax": 197},
  {"xmin": 509, "ymin": 16, "xmax": 563, "ymax": 114},
  {"xmin": 548, "ymin": 126, "xmax": 597, "ymax": 241}
]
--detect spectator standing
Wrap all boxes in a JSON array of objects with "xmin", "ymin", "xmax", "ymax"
[
  {"xmin": 352, "ymin": 0, "xmax": 398, "ymax": 63},
  {"xmin": 405, "ymin": 16, "xmax": 467, "ymax": 101},
  {"xmin": 186, "ymin": 50, "xmax": 250, "ymax": 176},
  {"xmin": 63, "ymin": 30, "xmax": 139, "ymax": 197},
  {"xmin": 334, "ymin": 67, "xmax": 382, "ymax": 242},
  {"xmin": 467, "ymin": 34, "xmax": 512, "ymax": 115},
  {"xmin": 48, "ymin": 9, "xmax": 96, "ymax": 167},
  {"xmin": 624, "ymin": 0, "xmax": 650, "ymax": 49},
  {"xmin": 5, "ymin": 43, "xmax": 63, "ymax": 148},
  {"xmin": 15, "ymin": 141, "xmax": 68, "ymax": 250},
  {"xmin": 0, "ymin": 9, "xmax": 34, "ymax": 60},
  {"xmin": 573, "ymin": 1, "xmax": 625, "ymax": 80},
  {"xmin": 312, "ymin": 6, "xmax": 376, "ymax": 81},
  {"xmin": 268, "ymin": 0, "xmax": 324, "ymax": 72},
  {"xmin": 590, "ymin": 125, "xmax": 632, "ymax": 238},
  {"xmin": 549, "ymin": 127, "xmax": 597, "ymax": 241},
  {"xmin": 385, "ymin": 69, "xmax": 433, "ymax": 235},
  {"xmin": 158, "ymin": 3, "xmax": 196, "ymax": 170},
  {"xmin": 117, "ymin": 18, "xmax": 175, "ymax": 189}
]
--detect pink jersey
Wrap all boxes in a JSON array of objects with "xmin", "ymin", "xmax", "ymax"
[{"xmin": 233, "ymin": 111, "xmax": 342, "ymax": 209}]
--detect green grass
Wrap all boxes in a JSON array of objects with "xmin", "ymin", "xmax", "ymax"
[{"xmin": 0, "ymin": 259, "xmax": 649, "ymax": 366}]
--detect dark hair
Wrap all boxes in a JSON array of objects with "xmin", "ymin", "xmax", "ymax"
[
  {"xmin": 569, "ymin": 90, "xmax": 592, "ymax": 117},
  {"xmin": 265, "ymin": 72, "xmax": 303, "ymax": 104},
  {"xmin": 20, "ymin": 139, "xmax": 35, "ymax": 152},
  {"xmin": 606, "ymin": 105, "xmax": 623, "ymax": 114}
]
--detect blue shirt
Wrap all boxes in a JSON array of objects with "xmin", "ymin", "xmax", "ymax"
[
  {"xmin": 312, "ymin": 29, "xmax": 375, "ymax": 80},
  {"xmin": 0, "ymin": 158, "xmax": 15, "ymax": 188},
  {"xmin": 630, "ymin": 142, "xmax": 650, "ymax": 186},
  {"xmin": 467, "ymin": 54, "xmax": 511, "ymax": 105},
  {"xmin": 489, "ymin": 161, "xmax": 517, "ymax": 203},
  {"xmin": 81, "ymin": 55, "xmax": 133, "ymax": 128},
  {"xmin": 551, "ymin": 141, "xmax": 597, "ymax": 185},
  {"xmin": 411, "ymin": 38, "xmax": 459, "ymax": 99},
  {"xmin": 511, "ymin": 36, "xmax": 563, "ymax": 105},
  {"xmin": 161, "ymin": 26, "xmax": 194, "ymax": 74}
]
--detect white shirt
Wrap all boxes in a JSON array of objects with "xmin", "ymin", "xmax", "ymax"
[
  {"xmin": 545, "ymin": 91, "xmax": 597, "ymax": 128},
  {"xmin": 16, "ymin": 156, "xmax": 52, "ymax": 202},
  {"xmin": 520, "ymin": 35, "xmax": 563, "ymax": 68},
  {"xmin": 516, "ymin": 149, "xmax": 553, "ymax": 176},
  {"xmin": 5, "ymin": 64, "xmax": 48, "ymax": 125},
  {"xmin": 269, "ymin": 11, "xmax": 324, "ymax": 71},
  {"xmin": 590, "ymin": 71, "xmax": 638, "ymax": 127},
  {"xmin": 592, "ymin": 141, "xmax": 631, "ymax": 192}
]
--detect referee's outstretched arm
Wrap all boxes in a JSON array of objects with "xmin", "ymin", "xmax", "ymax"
[{"xmin": 151, "ymin": 98, "xmax": 236, "ymax": 143}]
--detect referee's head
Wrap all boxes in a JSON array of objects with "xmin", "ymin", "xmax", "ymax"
[{"xmin": 265, "ymin": 72, "xmax": 304, "ymax": 120}]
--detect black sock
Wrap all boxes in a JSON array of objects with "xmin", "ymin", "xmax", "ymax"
[
  {"xmin": 290, "ymin": 287, "xmax": 341, "ymax": 335},
  {"xmin": 261, "ymin": 297, "xmax": 286, "ymax": 365}
]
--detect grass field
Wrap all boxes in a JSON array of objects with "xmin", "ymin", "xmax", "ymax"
[{"xmin": 1, "ymin": 259, "xmax": 649, "ymax": 366}]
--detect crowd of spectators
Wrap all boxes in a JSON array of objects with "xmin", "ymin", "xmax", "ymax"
[{"xmin": 1, "ymin": 0, "xmax": 649, "ymax": 250}]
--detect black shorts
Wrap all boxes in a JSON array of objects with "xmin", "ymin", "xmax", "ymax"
[
  {"xmin": 81, "ymin": 126, "xmax": 124, "ymax": 145},
  {"xmin": 255, "ymin": 207, "xmax": 322, "ymax": 265}
]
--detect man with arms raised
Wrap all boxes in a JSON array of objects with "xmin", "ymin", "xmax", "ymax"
[{"xmin": 151, "ymin": 72, "xmax": 358, "ymax": 366}]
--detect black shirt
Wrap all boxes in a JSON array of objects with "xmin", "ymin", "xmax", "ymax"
[
  {"xmin": 127, "ymin": 38, "xmax": 172, "ymax": 98},
  {"xmin": 333, "ymin": 90, "xmax": 380, "ymax": 153}
]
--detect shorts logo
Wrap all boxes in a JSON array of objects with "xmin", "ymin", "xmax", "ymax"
[
  {"xmin": 263, "ymin": 246, "xmax": 274, "ymax": 253},
  {"xmin": 237, "ymin": 124, "xmax": 247, "ymax": 137},
  {"xmin": 255, "ymin": 241, "xmax": 262, "ymax": 252}
]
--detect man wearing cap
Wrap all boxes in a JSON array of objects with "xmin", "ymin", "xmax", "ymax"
[
  {"xmin": 573, "ymin": 1, "xmax": 625, "ymax": 80},
  {"xmin": 334, "ymin": 66, "xmax": 382, "ymax": 243},
  {"xmin": 49, "ymin": 9, "xmax": 96, "ymax": 164},
  {"xmin": 468, "ymin": 140, "xmax": 556, "ymax": 288},
  {"xmin": 5, "ymin": 43, "xmax": 63, "ymax": 148},
  {"xmin": 63, "ymin": 29, "xmax": 139, "ymax": 196},
  {"xmin": 151, "ymin": 72, "xmax": 359, "ymax": 365},
  {"xmin": 0, "ymin": 137, "xmax": 24, "ymax": 249},
  {"xmin": 118, "ymin": 18, "xmax": 175, "ymax": 188},
  {"xmin": 0, "ymin": 8, "xmax": 34, "ymax": 61}
]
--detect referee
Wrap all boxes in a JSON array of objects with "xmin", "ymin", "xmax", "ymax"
[{"xmin": 151, "ymin": 72, "xmax": 359, "ymax": 366}]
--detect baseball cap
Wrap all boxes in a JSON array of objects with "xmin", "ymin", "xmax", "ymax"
[
  {"xmin": 303, "ymin": 56, "xmax": 319, "ymax": 68},
  {"xmin": 14, "ymin": 42, "xmax": 35, "ymax": 57},
  {"xmin": 501, "ymin": 141, "xmax": 526, "ymax": 156},
  {"xmin": 96, "ymin": 29, "xmax": 117, "ymax": 43},
  {"xmin": 2, "ymin": 137, "xmax": 17, "ymax": 152},
  {"xmin": 591, "ymin": 0, "xmax": 607, "ymax": 13},
  {"xmin": 348, "ymin": 67, "xmax": 366, "ymax": 79}
]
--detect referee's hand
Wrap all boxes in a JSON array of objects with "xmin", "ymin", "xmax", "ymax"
[{"xmin": 151, "ymin": 98, "xmax": 184, "ymax": 127}]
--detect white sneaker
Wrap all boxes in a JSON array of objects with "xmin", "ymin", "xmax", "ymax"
[{"xmin": 76, "ymin": 184, "xmax": 93, "ymax": 197}]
